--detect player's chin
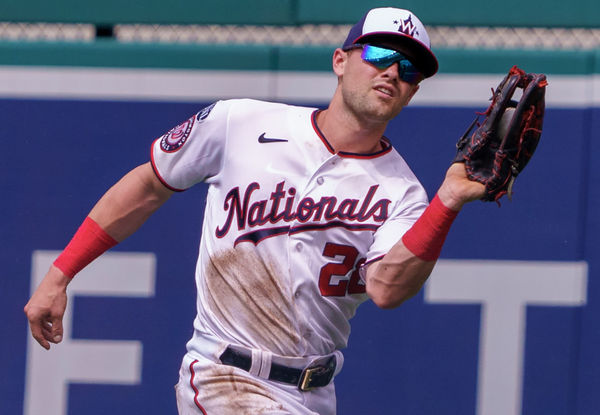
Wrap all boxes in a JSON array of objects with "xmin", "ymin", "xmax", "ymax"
[
  {"xmin": 365, "ymin": 110, "xmax": 400, "ymax": 124},
  {"xmin": 371, "ymin": 97, "xmax": 405, "ymax": 119},
  {"xmin": 369, "ymin": 104, "xmax": 403, "ymax": 122},
  {"xmin": 352, "ymin": 96, "xmax": 402, "ymax": 123}
]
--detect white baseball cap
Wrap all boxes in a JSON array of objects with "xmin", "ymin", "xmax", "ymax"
[{"xmin": 342, "ymin": 7, "xmax": 438, "ymax": 78}]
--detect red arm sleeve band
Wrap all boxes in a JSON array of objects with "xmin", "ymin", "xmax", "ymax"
[
  {"xmin": 401, "ymin": 194, "xmax": 459, "ymax": 262},
  {"xmin": 53, "ymin": 216, "xmax": 119, "ymax": 278}
]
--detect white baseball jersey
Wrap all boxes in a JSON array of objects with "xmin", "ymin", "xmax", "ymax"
[{"xmin": 151, "ymin": 99, "xmax": 428, "ymax": 358}]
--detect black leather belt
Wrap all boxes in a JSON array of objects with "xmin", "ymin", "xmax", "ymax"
[{"xmin": 219, "ymin": 346, "xmax": 336, "ymax": 391}]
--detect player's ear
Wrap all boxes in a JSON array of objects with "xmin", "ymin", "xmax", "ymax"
[{"xmin": 332, "ymin": 48, "xmax": 348, "ymax": 77}]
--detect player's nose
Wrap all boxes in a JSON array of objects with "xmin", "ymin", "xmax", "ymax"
[{"xmin": 381, "ymin": 62, "xmax": 400, "ymax": 82}]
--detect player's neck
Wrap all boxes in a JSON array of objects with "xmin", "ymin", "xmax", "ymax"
[{"xmin": 316, "ymin": 108, "xmax": 387, "ymax": 154}]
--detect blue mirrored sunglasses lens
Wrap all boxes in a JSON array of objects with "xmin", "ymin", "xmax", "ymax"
[
  {"xmin": 361, "ymin": 45, "xmax": 423, "ymax": 83},
  {"xmin": 361, "ymin": 45, "xmax": 400, "ymax": 67},
  {"xmin": 398, "ymin": 61, "xmax": 424, "ymax": 84}
]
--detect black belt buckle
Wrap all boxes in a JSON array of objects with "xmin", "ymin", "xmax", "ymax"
[{"xmin": 298, "ymin": 355, "xmax": 336, "ymax": 391}]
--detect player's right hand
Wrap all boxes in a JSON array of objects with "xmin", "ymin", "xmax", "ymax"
[{"xmin": 24, "ymin": 265, "xmax": 70, "ymax": 350}]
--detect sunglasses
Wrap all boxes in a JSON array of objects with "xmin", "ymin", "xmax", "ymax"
[{"xmin": 356, "ymin": 44, "xmax": 424, "ymax": 85}]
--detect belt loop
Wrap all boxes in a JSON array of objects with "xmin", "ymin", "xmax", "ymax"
[
  {"xmin": 333, "ymin": 350, "xmax": 344, "ymax": 377},
  {"xmin": 249, "ymin": 349, "xmax": 262, "ymax": 377},
  {"xmin": 257, "ymin": 351, "xmax": 272, "ymax": 379}
]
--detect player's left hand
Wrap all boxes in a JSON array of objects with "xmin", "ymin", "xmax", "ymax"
[
  {"xmin": 453, "ymin": 66, "xmax": 547, "ymax": 202},
  {"xmin": 437, "ymin": 162, "xmax": 486, "ymax": 210}
]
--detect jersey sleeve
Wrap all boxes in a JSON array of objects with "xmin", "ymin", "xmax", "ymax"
[{"xmin": 150, "ymin": 100, "xmax": 229, "ymax": 191}]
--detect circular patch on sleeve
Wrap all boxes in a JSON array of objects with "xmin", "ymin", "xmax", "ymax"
[{"xmin": 160, "ymin": 115, "xmax": 195, "ymax": 153}]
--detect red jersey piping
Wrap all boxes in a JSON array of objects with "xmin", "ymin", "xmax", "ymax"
[{"xmin": 310, "ymin": 110, "xmax": 394, "ymax": 159}]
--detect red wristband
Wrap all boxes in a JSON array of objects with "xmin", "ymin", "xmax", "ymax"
[
  {"xmin": 53, "ymin": 217, "xmax": 118, "ymax": 278},
  {"xmin": 401, "ymin": 194, "xmax": 459, "ymax": 262}
]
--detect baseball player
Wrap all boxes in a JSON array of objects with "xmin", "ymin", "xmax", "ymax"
[{"xmin": 25, "ymin": 7, "xmax": 487, "ymax": 414}]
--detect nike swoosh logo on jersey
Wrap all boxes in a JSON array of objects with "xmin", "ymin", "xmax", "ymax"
[{"xmin": 258, "ymin": 133, "xmax": 288, "ymax": 143}]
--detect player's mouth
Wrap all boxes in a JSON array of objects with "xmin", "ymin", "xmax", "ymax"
[{"xmin": 373, "ymin": 85, "xmax": 395, "ymax": 98}]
